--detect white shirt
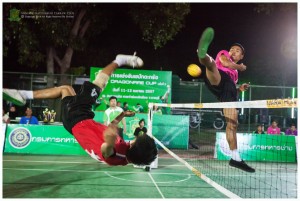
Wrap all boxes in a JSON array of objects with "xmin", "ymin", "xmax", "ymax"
[{"xmin": 103, "ymin": 106, "xmax": 124, "ymax": 127}]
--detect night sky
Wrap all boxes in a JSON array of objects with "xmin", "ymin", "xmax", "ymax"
[{"xmin": 3, "ymin": 3, "xmax": 298, "ymax": 86}]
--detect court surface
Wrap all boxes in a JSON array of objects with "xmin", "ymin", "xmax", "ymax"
[{"xmin": 3, "ymin": 154, "xmax": 228, "ymax": 198}]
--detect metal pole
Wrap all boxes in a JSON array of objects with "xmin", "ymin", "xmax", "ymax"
[
  {"xmin": 248, "ymin": 86, "xmax": 252, "ymax": 132},
  {"xmin": 29, "ymin": 73, "xmax": 33, "ymax": 108},
  {"xmin": 198, "ymin": 83, "xmax": 202, "ymax": 133}
]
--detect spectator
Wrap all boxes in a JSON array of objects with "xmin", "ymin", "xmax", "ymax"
[
  {"xmin": 159, "ymin": 85, "xmax": 171, "ymax": 114},
  {"xmin": 103, "ymin": 96, "xmax": 126, "ymax": 139},
  {"xmin": 133, "ymin": 103, "xmax": 144, "ymax": 113},
  {"xmin": 134, "ymin": 119, "xmax": 147, "ymax": 137},
  {"xmin": 153, "ymin": 105, "xmax": 162, "ymax": 115},
  {"xmin": 19, "ymin": 107, "xmax": 39, "ymax": 125},
  {"xmin": 122, "ymin": 102, "xmax": 129, "ymax": 112},
  {"xmin": 285, "ymin": 124, "xmax": 297, "ymax": 136},
  {"xmin": 8, "ymin": 105, "xmax": 18, "ymax": 120},
  {"xmin": 254, "ymin": 124, "xmax": 265, "ymax": 134},
  {"xmin": 2, "ymin": 109, "xmax": 10, "ymax": 124},
  {"xmin": 117, "ymin": 101, "xmax": 122, "ymax": 107},
  {"xmin": 267, "ymin": 120, "xmax": 281, "ymax": 135}
]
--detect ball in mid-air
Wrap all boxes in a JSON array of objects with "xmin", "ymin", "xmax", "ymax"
[{"xmin": 187, "ymin": 64, "xmax": 202, "ymax": 77}]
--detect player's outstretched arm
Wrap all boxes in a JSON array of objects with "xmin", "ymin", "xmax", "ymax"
[
  {"xmin": 101, "ymin": 125, "xmax": 118, "ymax": 158},
  {"xmin": 219, "ymin": 55, "xmax": 246, "ymax": 71},
  {"xmin": 238, "ymin": 82, "xmax": 250, "ymax": 92},
  {"xmin": 110, "ymin": 111, "xmax": 135, "ymax": 126}
]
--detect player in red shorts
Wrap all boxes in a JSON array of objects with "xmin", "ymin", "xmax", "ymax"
[{"xmin": 3, "ymin": 54, "xmax": 157, "ymax": 166}]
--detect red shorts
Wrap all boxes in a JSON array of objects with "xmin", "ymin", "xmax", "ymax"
[{"xmin": 72, "ymin": 119, "xmax": 129, "ymax": 166}]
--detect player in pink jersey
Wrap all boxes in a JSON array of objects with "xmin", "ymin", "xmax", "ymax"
[
  {"xmin": 3, "ymin": 54, "xmax": 157, "ymax": 166},
  {"xmin": 197, "ymin": 27, "xmax": 254, "ymax": 173}
]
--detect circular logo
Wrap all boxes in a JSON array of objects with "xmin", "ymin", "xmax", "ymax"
[{"xmin": 9, "ymin": 127, "xmax": 32, "ymax": 149}]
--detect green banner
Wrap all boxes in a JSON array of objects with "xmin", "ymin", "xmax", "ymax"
[
  {"xmin": 4, "ymin": 112, "xmax": 189, "ymax": 155},
  {"xmin": 215, "ymin": 132, "xmax": 297, "ymax": 162},
  {"xmin": 90, "ymin": 68, "xmax": 172, "ymax": 112},
  {"xmin": 94, "ymin": 112, "xmax": 189, "ymax": 149},
  {"xmin": 4, "ymin": 124, "xmax": 86, "ymax": 155}
]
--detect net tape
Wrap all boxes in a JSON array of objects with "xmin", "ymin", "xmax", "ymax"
[{"xmin": 149, "ymin": 98, "xmax": 297, "ymax": 109}]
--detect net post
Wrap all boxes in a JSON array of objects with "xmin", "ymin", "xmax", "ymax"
[{"xmin": 147, "ymin": 102, "xmax": 158, "ymax": 169}]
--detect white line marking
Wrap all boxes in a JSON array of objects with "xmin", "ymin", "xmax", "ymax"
[
  {"xmin": 3, "ymin": 167, "xmax": 191, "ymax": 176},
  {"xmin": 3, "ymin": 159, "xmax": 102, "ymax": 164},
  {"xmin": 206, "ymin": 174, "xmax": 296, "ymax": 178},
  {"xmin": 4, "ymin": 159, "xmax": 297, "ymax": 171},
  {"xmin": 148, "ymin": 172, "xmax": 165, "ymax": 199},
  {"xmin": 104, "ymin": 171, "xmax": 191, "ymax": 184}
]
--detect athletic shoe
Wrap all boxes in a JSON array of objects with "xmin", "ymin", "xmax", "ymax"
[
  {"xmin": 3, "ymin": 89, "xmax": 26, "ymax": 106},
  {"xmin": 116, "ymin": 52, "xmax": 144, "ymax": 68},
  {"xmin": 197, "ymin": 27, "xmax": 215, "ymax": 59},
  {"xmin": 229, "ymin": 159, "xmax": 255, "ymax": 173}
]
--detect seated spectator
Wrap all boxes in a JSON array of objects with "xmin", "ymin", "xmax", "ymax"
[
  {"xmin": 8, "ymin": 105, "xmax": 18, "ymax": 120},
  {"xmin": 267, "ymin": 120, "xmax": 281, "ymax": 135},
  {"xmin": 285, "ymin": 124, "xmax": 297, "ymax": 136},
  {"xmin": 2, "ymin": 109, "xmax": 10, "ymax": 124},
  {"xmin": 133, "ymin": 103, "xmax": 144, "ymax": 113},
  {"xmin": 153, "ymin": 105, "xmax": 162, "ymax": 115},
  {"xmin": 254, "ymin": 124, "xmax": 265, "ymax": 134},
  {"xmin": 19, "ymin": 107, "xmax": 39, "ymax": 125},
  {"xmin": 122, "ymin": 102, "xmax": 129, "ymax": 112},
  {"xmin": 134, "ymin": 119, "xmax": 148, "ymax": 137}
]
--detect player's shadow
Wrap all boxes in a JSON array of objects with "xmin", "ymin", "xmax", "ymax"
[{"xmin": 3, "ymin": 165, "xmax": 113, "ymax": 198}]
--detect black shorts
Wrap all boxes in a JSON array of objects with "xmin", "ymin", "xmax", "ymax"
[
  {"xmin": 61, "ymin": 81, "xmax": 102, "ymax": 134},
  {"xmin": 204, "ymin": 70, "xmax": 238, "ymax": 102}
]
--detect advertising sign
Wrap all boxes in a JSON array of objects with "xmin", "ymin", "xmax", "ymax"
[
  {"xmin": 215, "ymin": 132, "xmax": 296, "ymax": 162},
  {"xmin": 4, "ymin": 124, "xmax": 86, "ymax": 155},
  {"xmin": 90, "ymin": 68, "xmax": 172, "ymax": 112}
]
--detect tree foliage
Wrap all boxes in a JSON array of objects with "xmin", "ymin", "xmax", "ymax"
[
  {"xmin": 3, "ymin": 3, "xmax": 110, "ymax": 71},
  {"xmin": 4, "ymin": 3, "xmax": 191, "ymax": 73},
  {"xmin": 129, "ymin": 3, "xmax": 190, "ymax": 49}
]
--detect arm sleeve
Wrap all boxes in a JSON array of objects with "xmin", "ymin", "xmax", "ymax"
[
  {"xmin": 19, "ymin": 117, "xmax": 26, "ymax": 124},
  {"xmin": 32, "ymin": 116, "xmax": 39, "ymax": 124}
]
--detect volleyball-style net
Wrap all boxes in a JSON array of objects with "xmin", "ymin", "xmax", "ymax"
[{"xmin": 147, "ymin": 99, "xmax": 298, "ymax": 198}]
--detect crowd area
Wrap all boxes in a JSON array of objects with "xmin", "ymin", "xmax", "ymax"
[{"xmin": 3, "ymin": 100, "xmax": 297, "ymax": 137}]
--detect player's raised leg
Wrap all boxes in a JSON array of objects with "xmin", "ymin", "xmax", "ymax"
[
  {"xmin": 197, "ymin": 27, "xmax": 221, "ymax": 86},
  {"xmin": 3, "ymin": 53, "xmax": 144, "ymax": 103},
  {"xmin": 93, "ymin": 53, "xmax": 143, "ymax": 89}
]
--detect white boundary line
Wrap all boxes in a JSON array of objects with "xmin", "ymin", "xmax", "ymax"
[
  {"xmin": 151, "ymin": 135, "xmax": 241, "ymax": 199},
  {"xmin": 2, "ymin": 167, "xmax": 191, "ymax": 176},
  {"xmin": 3, "ymin": 159, "xmax": 102, "ymax": 164},
  {"xmin": 148, "ymin": 172, "xmax": 165, "ymax": 199},
  {"xmin": 4, "ymin": 159, "xmax": 296, "ymax": 170},
  {"xmin": 104, "ymin": 171, "xmax": 191, "ymax": 184}
]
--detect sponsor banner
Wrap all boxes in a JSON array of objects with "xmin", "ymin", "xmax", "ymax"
[
  {"xmin": 94, "ymin": 112, "xmax": 189, "ymax": 149},
  {"xmin": 215, "ymin": 132, "xmax": 297, "ymax": 162},
  {"xmin": 4, "ymin": 124, "xmax": 86, "ymax": 155},
  {"xmin": 90, "ymin": 68, "xmax": 172, "ymax": 112},
  {"xmin": 266, "ymin": 99, "xmax": 297, "ymax": 108},
  {"xmin": 4, "ymin": 112, "xmax": 188, "ymax": 155}
]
